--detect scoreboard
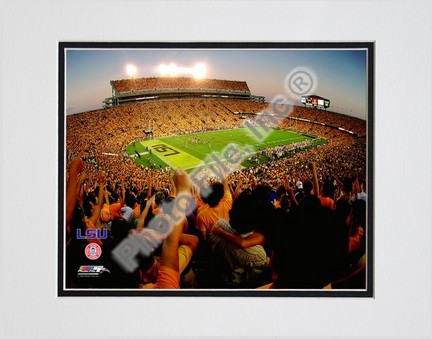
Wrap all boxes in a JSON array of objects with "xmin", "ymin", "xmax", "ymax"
[{"xmin": 301, "ymin": 95, "xmax": 330, "ymax": 109}]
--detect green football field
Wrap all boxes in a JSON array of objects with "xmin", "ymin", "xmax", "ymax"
[{"xmin": 126, "ymin": 127, "xmax": 317, "ymax": 172}]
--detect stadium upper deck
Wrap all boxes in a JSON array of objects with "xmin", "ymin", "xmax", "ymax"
[{"xmin": 103, "ymin": 77, "xmax": 265, "ymax": 107}]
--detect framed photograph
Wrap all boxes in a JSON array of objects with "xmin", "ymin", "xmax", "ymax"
[{"xmin": 59, "ymin": 42, "xmax": 373, "ymax": 297}]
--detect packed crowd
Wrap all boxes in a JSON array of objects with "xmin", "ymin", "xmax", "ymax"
[
  {"xmin": 112, "ymin": 77, "xmax": 250, "ymax": 94},
  {"xmin": 288, "ymin": 106, "xmax": 366, "ymax": 137},
  {"xmin": 66, "ymin": 98, "xmax": 367, "ymax": 290},
  {"xmin": 228, "ymin": 137, "xmax": 366, "ymax": 192},
  {"xmin": 222, "ymin": 100, "xmax": 267, "ymax": 113},
  {"xmin": 67, "ymin": 99, "xmax": 244, "ymax": 184},
  {"xmin": 66, "ymin": 99, "xmax": 366, "ymax": 202}
]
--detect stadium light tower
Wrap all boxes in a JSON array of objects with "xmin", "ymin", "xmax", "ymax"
[{"xmin": 126, "ymin": 64, "xmax": 137, "ymax": 78}]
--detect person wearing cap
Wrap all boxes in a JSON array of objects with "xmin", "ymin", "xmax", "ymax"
[
  {"xmin": 100, "ymin": 204, "xmax": 112, "ymax": 223},
  {"xmin": 120, "ymin": 206, "xmax": 134, "ymax": 224},
  {"xmin": 118, "ymin": 190, "xmax": 136, "ymax": 221},
  {"xmin": 294, "ymin": 180, "xmax": 305, "ymax": 204}
]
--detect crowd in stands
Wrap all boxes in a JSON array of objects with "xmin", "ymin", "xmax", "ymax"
[
  {"xmin": 112, "ymin": 77, "xmax": 250, "ymax": 94},
  {"xmin": 65, "ymin": 98, "xmax": 367, "ymax": 290},
  {"xmin": 288, "ymin": 106, "xmax": 366, "ymax": 137},
  {"xmin": 222, "ymin": 100, "xmax": 267, "ymax": 113}
]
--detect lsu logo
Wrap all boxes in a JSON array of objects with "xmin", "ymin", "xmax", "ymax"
[{"xmin": 76, "ymin": 228, "xmax": 108, "ymax": 240}]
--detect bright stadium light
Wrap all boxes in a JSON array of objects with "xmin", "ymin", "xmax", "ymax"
[
  {"xmin": 167, "ymin": 63, "xmax": 178, "ymax": 76},
  {"xmin": 158, "ymin": 64, "xmax": 168, "ymax": 76},
  {"xmin": 157, "ymin": 62, "xmax": 207, "ymax": 78},
  {"xmin": 126, "ymin": 64, "xmax": 137, "ymax": 77},
  {"xmin": 193, "ymin": 63, "xmax": 207, "ymax": 79}
]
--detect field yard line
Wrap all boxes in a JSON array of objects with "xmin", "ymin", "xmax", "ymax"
[{"xmin": 259, "ymin": 136, "xmax": 307, "ymax": 145}]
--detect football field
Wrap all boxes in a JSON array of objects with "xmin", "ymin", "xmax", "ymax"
[{"xmin": 126, "ymin": 127, "xmax": 316, "ymax": 171}]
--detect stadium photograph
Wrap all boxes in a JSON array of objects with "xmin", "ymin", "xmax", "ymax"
[{"xmin": 59, "ymin": 42, "xmax": 373, "ymax": 296}]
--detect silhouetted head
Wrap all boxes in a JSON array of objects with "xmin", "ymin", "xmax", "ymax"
[
  {"xmin": 229, "ymin": 193, "xmax": 255, "ymax": 234},
  {"xmin": 335, "ymin": 199, "xmax": 351, "ymax": 225},
  {"xmin": 251, "ymin": 184, "xmax": 272, "ymax": 204},
  {"xmin": 111, "ymin": 217, "xmax": 132, "ymax": 241},
  {"xmin": 279, "ymin": 194, "xmax": 291, "ymax": 212},
  {"xmin": 276, "ymin": 185, "xmax": 287, "ymax": 199},
  {"xmin": 201, "ymin": 182, "xmax": 224, "ymax": 208},
  {"xmin": 322, "ymin": 180, "xmax": 335, "ymax": 198},
  {"xmin": 352, "ymin": 199, "xmax": 366, "ymax": 228},
  {"xmin": 125, "ymin": 193, "xmax": 137, "ymax": 208},
  {"xmin": 303, "ymin": 180, "xmax": 313, "ymax": 195},
  {"xmin": 343, "ymin": 178, "xmax": 353, "ymax": 194}
]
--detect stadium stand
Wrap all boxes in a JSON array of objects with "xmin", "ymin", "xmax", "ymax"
[
  {"xmin": 66, "ymin": 77, "xmax": 367, "ymax": 290},
  {"xmin": 112, "ymin": 77, "xmax": 250, "ymax": 93},
  {"xmin": 104, "ymin": 77, "xmax": 264, "ymax": 107}
]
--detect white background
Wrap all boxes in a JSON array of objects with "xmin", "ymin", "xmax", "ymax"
[{"xmin": 1, "ymin": 0, "xmax": 431, "ymax": 337}]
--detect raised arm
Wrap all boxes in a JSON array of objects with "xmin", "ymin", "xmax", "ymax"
[
  {"xmin": 89, "ymin": 170, "xmax": 106, "ymax": 226},
  {"xmin": 334, "ymin": 176, "xmax": 344, "ymax": 189},
  {"xmin": 284, "ymin": 175, "xmax": 298, "ymax": 206},
  {"xmin": 104, "ymin": 188, "xmax": 111, "ymax": 206},
  {"xmin": 212, "ymin": 224, "xmax": 265, "ymax": 249},
  {"xmin": 353, "ymin": 170, "xmax": 360, "ymax": 201},
  {"xmin": 169, "ymin": 176, "xmax": 177, "ymax": 198},
  {"xmin": 179, "ymin": 233, "xmax": 199, "ymax": 253},
  {"xmin": 221, "ymin": 168, "xmax": 229, "ymax": 193},
  {"xmin": 309, "ymin": 162, "xmax": 319, "ymax": 196},
  {"xmin": 120, "ymin": 176, "xmax": 126, "ymax": 203},
  {"xmin": 76, "ymin": 172, "xmax": 87, "ymax": 209},
  {"xmin": 160, "ymin": 169, "xmax": 191, "ymax": 272},
  {"xmin": 146, "ymin": 178, "xmax": 154, "ymax": 200},
  {"xmin": 65, "ymin": 152, "xmax": 83, "ymax": 227},
  {"xmin": 227, "ymin": 179, "xmax": 235, "ymax": 198},
  {"xmin": 136, "ymin": 196, "xmax": 154, "ymax": 230},
  {"xmin": 196, "ymin": 216, "xmax": 207, "ymax": 241},
  {"xmin": 233, "ymin": 178, "xmax": 243, "ymax": 199}
]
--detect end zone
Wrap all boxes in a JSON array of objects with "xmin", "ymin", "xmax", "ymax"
[{"xmin": 139, "ymin": 139, "xmax": 203, "ymax": 170}]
